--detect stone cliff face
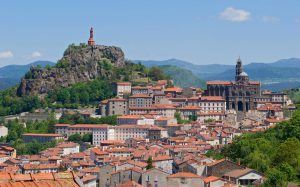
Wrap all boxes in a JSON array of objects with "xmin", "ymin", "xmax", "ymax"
[{"xmin": 17, "ymin": 44, "xmax": 125, "ymax": 96}]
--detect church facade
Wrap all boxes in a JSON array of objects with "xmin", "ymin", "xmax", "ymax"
[{"xmin": 205, "ymin": 58, "xmax": 261, "ymax": 112}]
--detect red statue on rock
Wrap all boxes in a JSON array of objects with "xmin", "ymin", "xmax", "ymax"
[{"xmin": 88, "ymin": 27, "xmax": 95, "ymax": 46}]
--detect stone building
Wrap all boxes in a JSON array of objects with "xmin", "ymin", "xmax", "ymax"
[
  {"xmin": 99, "ymin": 98, "xmax": 128, "ymax": 116},
  {"xmin": 205, "ymin": 58, "xmax": 261, "ymax": 112}
]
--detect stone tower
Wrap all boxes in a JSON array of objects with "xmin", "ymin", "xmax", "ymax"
[
  {"xmin": 235, "ymin": 57, "xmax": 243, "ymax": 82},
  {"xmin": 88, "ymin": 27, "xmax": 95, "ymax": 46}
]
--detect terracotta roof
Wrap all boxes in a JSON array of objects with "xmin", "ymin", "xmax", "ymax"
[
  {"xmin": 200, "ymin": 96, "xmax": 225, "ymax": 101},
  {"xmin": 167, "ymin": 172, "xmax": 202, "ymax": 178},
  {"xmin": 0, "ymin": 172, "xmax": 79, "ymax": 187},
  {"xmin": 54, "ymin": 124, "xmax": 71, "ymax": 127},
  {"xmin": 117, "ymin": 82, "xmax": 132, "ymax": 86},
  {"xmin": 207, "ymin": 81, "xmax": 231, "ymax": 85},
  {"xmin": 110, "ymin": 98, "xmax": 128, "ymax": 101},
  {"xmin": 249, "ymin": 81, "xmax": 260, "ymax": 85},
  {"xmin": 81, "ymin": 175, "xmax": 97, "ymax": 183},
  {"xmin": 206, "ymin": 158, "xmax": 225, "ymax": 167},
  {"xmin": 165, "ymin": 87, "xmax": 183, "ymax": 92},
  {"xmin": 117, "ymin": 115, "xmax": 142, "ymax": 119},
  {"xmin": 69, "ymin": 124, "xmax": 109, "ymax": 128},
  {"xmin": 223, "ymin": 168, "xmax": 255, "ymax": 178},
  {"xmin": 22, "ymin": 133, "xmax": 63, "ymax": 137},
  {"xmin": 129, "ymin": 94, "xmax": 151, "ymax": 98},
  {"xmin": 116, "ymin": 180, "xmax": 143, "ymax": 187},
  {"xmin": 177, "ymin": 106, "xmax": 201, "ymax": 110},
  {"xmin": 203, "ymin": 176, "xmax": 221, "ymax": 183}
]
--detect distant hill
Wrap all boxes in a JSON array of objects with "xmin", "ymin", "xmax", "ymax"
[
  {"xmin": 0, "ymin": 61, "xmax": 55, "ymax": 90},
  {"xmin": 134, "ymin": 59, "xmax": 233, "ymax": 79},
  {"xmin": 158, "ymin": 65, "xmax": 206, "ymax": 88},
  {"xmin": 135, "ymin": 58, "xmax": 300, "ymax": 91}
]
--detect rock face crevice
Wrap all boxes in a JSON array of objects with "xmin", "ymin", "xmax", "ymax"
[{"xmin": 17, "ymin": 44, "xmax": 125, "ymax": 96}]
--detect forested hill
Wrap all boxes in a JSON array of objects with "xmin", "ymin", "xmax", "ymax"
[
  {"xmin": 158, "ymin": 65, "xmax": 206, "ymax": 88},
  {"xmin": 222, "ymin": 110, "xmax": 300, "ymax": 186}
]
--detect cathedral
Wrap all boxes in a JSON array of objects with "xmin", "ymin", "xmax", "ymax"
[{"xmin": 205, "ymin": 58, "xmax": 261, "ymax": 112}]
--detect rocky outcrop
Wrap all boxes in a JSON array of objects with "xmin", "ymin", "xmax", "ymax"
[{"xmin": 17, "ymin": 44, "xmax": 125, "ymax": 96}]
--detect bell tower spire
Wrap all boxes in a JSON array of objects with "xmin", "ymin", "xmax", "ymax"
[
  {"xmin": 235, "ymin": 57, "xmax": 243, "ymax": 81},
  {"xmin": 88, "ymin": 27, "xmax": 95, "ymax": 46}
]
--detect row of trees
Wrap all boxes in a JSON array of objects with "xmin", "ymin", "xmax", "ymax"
[
  {"xmin": 59, "ymin": 113, "xmax": 117, "ymax": 125},
  {"xmin": 222, "ymin": 110, "xmax": 300, "ymax": 186}
]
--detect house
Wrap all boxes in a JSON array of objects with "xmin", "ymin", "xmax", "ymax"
[
  {"xmin": 110, "ymin": 167, "xmax": 143, "ymax": 186},
  {"xmin": 151, "ymin": 155, "xmax": 173, "ymax": 174},
  {"xmin": 141, "ymin": 168, "xmax": 168, "ymax": 187},
  {"xmin": 223, "ymin": 168, "xmax": 264, "ymax": 186},
  {"xmin": 205, "ymin": 159, "xmax": 244, "ymax": 177},
  {"xmin": 81, "ymin": 175, "xmax": 97, "ymax": 187},
  {"xmin": 129, "ymin": 94, "xmax": 153, "ymax": 108},
  {"xmin": 116, "ymin": 82, "xmax": 132, "ymax": 98},
  {"xmin": 167, "ymin": 172, "xmax": 204, "ymax": 187},
  {"xmin": 0, "ymin": 126, "xmax": 8, "ymax": 137},
  {"xmin": 203, "ymin": 176, "xmax": 235, "ymax": 187},
  {"xmin": 117, "ymin": 181, "xmax": 143, "ymax": 187},
  {"xmin": 56, "ymin": 142, "xmax": 80, "ymax": 155}
]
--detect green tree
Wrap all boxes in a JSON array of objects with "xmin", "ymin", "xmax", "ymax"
[
  {"xmin": 82, "ymin": 133, "xmax": 92, "ymax": 143},
  {"xmin": 264, "ymin": 168, "xmax": 287, "ymax": 187},
  {"xmin": 68, "ymin": 133, "xmax": 82, "ymax": 142},
  {"xmin": 146, "ymin": 157, "xmax": 154, "ymax": 170}
]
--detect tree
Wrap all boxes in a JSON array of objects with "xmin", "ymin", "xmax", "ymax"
[
  {"xmin": 146, "ymin": 157, "xmax": 153, "ymax": 170},
  {"xmin": 264, "ymin": 168, "xmax": 287, "ymax": 187},
  {"xmin": 188, "ymin": 114, "xmax": 197, "ymax": 121},
  {"xmin": 82, "ymin": 133, "xmax": 92, "ymax": 143},
  {"xmin": 68, "ymin": 133, "xmax": 82, "ymax": 142},
  {"xmin": 174, "ymin": 112, "xmax": 183, "ymax": 124}
]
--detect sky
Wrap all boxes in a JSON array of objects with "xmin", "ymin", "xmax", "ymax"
[{"xmin": 0, "ymin": 1, "xmax": 300, "ymax": 67}]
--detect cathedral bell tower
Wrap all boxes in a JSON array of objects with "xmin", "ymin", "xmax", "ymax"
[
  {"xmin": 235, "ymin": 57, "xmax": 243, "ymax": 81},
  {"xmin": 235, "ymin": 57, "xmax": 249, "ymax": 84},
  {"xmin": 88, "ymin": 27, "xmax": 95, "ymax": 46}
]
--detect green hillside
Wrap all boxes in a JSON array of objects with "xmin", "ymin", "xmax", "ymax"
[
  {"xmin": 158, "ymin": 65, "xmax": 206, "ymax": 88},
  {"xmin": 222, "ymin": 110, "xmax": 300, "ymax": 186}
]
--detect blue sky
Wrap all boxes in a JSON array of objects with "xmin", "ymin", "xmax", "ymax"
[{"xmin": 0, "ymin": 1, "xmax": 299, "ymax": 67}]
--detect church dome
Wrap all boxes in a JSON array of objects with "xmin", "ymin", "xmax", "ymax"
[{"xmin": 239, "ymin": 71, "xmax": 248, "ymax": 76}]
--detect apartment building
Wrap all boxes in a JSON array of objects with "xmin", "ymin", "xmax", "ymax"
[
  {"xmin": 129, "ymin": 104, "xmax": 176, "ymax": 118},
  {"xmin": 129, "ymin": 94, "xmax": 152, "ymax": 107},
  {"xmin": 22, "ymin": 133, "xmax": 64, "ymax": 143}
]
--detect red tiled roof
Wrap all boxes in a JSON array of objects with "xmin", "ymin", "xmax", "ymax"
[
  {"xmin": 206, "ymin": 81, "xmax": 231, "ymax": 85},
  {"xmin": 22, "ymin": 133, "xmax": 63, "ymax": 137},
  {"xmin": 206, "ymin": 158, "xmax": 225, "ymax": 167},
  {"xmin": 68, "ymin": 124, "xmax": 109, "ymax": 128},
  {"xmin": 200, "ymin": 96, "xmax": 225, "ymax": 101},
  {"xmin": 117, "ymin": 82, "xmax": 132, "ymax": 86},
  {"xmin": 129, "ymin": 94, "xmax": 151, "ymax": 98},
  {"xmin": 167, "ymin": 172, "xmax": 202, "ymax": 178},
  {"xmin": 165, "ymin": 87, "xmax": 183, "ymax": 92},
  {"xmin": 203, "ymin": 176, "xmax": 221, "ymax": 183}
]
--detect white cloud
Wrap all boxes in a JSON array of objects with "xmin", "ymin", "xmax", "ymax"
[
  {"xmin": 0, "ymin": 51, "xmax": 13, "ymax": 59},
  {"xmin": 31, "ymin": 51, "xmax": 42, "ymax": 58},
  {"xmin": 219, "ymin": 7, "xmax": 251, "ymax": 22},
  {"xmin": 262, "ymin": 16, "xmax": 280, "ymax": 23}
]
